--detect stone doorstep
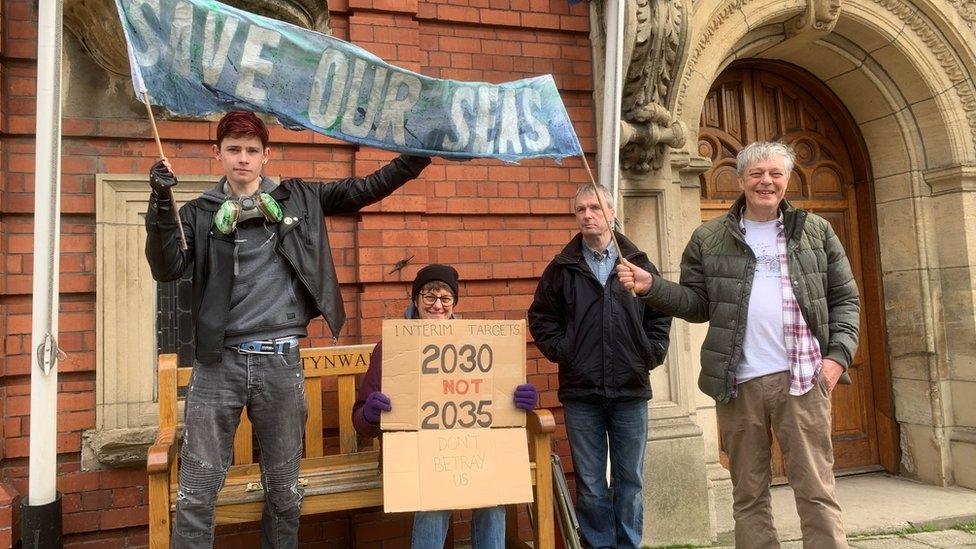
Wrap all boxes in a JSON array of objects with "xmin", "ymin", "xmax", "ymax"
[
  {"xmin": 694, "ymin": 520, "xmax": 976, "ymax": 548},
  {"xmin": 903, "ymin": 529, "xmax": 976, "ymax": 547},
  {"xmin": 905, "ymin": 515, "xmax": 976, "ymax": 532},
  {"xmin": 849, "ymin": 536, "xmax": 932, "ymax": 548},
  {"xmin": 697, "ymin": 530, "xmax": 976, "ymax": 549}
]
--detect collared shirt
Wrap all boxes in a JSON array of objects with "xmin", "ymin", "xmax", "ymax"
[
  {"xmin": 583, "ymin": 239, "xmax": 618, "ymax": 287},
  {"xmin": 739, "ymin": 211, "xmax": 822, "ymax": 396}
]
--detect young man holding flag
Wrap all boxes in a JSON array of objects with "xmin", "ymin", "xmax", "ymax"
[{"xmin": 145, "ymin": 111, "xmax": 430, "ymax": 548}]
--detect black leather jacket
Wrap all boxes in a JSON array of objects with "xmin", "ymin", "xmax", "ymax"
[
  {"xmin": 145, "ymin": 155, "xmax": 430, "ymax": 363},
  {"xmin": 528, "ymin": 232, "xmax": 672, "ymax": 402}
]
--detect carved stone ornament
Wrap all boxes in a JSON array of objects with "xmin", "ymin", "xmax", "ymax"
[
  {"xmin": 786, "ymin": 0, "xmax": 842, "ymax": 38},
  {"xmin": 64, "ymin": 0, "xmax": 331, "ymax": 79},
  {"xmin": 617, "ymin": 0, "xmax": 690, "ymax": 172},
  {"xmin": 949, "ymin": 0, "xmax": 976, "ymax": 27}
]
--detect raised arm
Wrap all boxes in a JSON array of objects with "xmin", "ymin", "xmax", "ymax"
[
  {"xmin": 639, "ymin": 235, "xmax": 711, "ymax": 323},
  {"xmin": 317, "ymin": 154, "xmax": 430, "ymax": 215},
  {"xmin": 145, "ymin": 161, "xmax": 194, "ymax": 281}
]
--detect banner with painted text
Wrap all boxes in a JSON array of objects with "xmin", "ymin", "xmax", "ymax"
[{"xmin": 113, "ymin": 0, "xmax": 583, "ymax": 161}]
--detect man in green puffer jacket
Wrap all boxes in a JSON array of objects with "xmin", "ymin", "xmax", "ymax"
[{"xmin": 617, "ymin": 141, "xmax": 859, "ymax": 548}]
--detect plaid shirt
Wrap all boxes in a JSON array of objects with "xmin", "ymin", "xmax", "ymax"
[{"xmin": 740, "ymin": 213, "xmax": 822, "ymax": 395}]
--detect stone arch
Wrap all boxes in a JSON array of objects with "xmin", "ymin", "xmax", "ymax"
[
  {"xmin": 666, "ymin": 0, "xmax": 976, "ymax": 487},
  {"xmin": 676, "ymin": 0, "xmax": 976, "ymax": 173}
]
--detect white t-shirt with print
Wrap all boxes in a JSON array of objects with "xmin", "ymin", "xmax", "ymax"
[{"xmin": 737, "ymin": 218, "xmax": 789, "ymax": 383}]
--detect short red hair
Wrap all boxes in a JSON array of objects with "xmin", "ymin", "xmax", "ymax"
[{"xmin": 216, "ymin": 111, "xmax": 269, "ymax": 148}]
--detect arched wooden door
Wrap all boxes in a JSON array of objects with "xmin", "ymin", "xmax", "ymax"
[{"xmin": 698, "ymin": 61, "xmax": 898, "ymax": 478}]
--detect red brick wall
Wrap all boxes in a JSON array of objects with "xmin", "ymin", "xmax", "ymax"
[{"xmin": 0, "ymin": 0, "xmax": 592, "ymax": 543}]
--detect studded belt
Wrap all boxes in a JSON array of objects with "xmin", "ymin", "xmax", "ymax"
[{"xmin": 230, "ymin": 336, "xmax": 299, "ymax": 355}]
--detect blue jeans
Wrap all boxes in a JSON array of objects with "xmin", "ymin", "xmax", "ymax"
[
  {"xmin": 563, "ymin": 398, "xmax": 648, "ymax": 549},
  {"xmin": 411, "ymin": 506, "xmax": 505, "ymax": 549},
  {"xmin": 172, "ymin": 346, "xmax": 307, "ymax": 549}
]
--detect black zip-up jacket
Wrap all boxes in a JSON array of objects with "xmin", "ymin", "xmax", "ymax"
[
  {"xmin": 145, "ymin": 154, "xmax": 430, "ymax": 363},
  {"xmin": 528, "ymin": 232, "xmax": 672, "ymax": 402}
]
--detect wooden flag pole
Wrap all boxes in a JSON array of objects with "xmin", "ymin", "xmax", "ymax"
[
  {"xmin": 578, "ymin": 153, "xmax": 637, "ymax": 297},
  {"xmin": 141, "ymin": 91, "xmax": 188, "ymax": 251}
]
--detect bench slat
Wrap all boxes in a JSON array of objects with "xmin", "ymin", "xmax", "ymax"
[
  {"xmin": 337, "ymin": 375, "xmax": 358, "ymax": 454},
  {"xmin": 177, "ymin": 367, "xmax": 192, "ymax": 387},
  {"xmin": 233, "ymin": 410, "xmax": 254, "ymax": 465},
  {"xmin": 299, "ymin": 344, "xmax": 373, "ymax": 377},
  {"xmin": 212, "ymin": 489, "xmax": 385, "ymax": 524},
  {"xmin": 172, "ymin": 456, "xmax": 384, "ymax": 508},
  {"xmin": 223, "ymin": 450, "xmax": 381, "ymax": 479},
  {"xmin": 304, "ymin": 377, "xmax": 324, "ymax": 458},
  {"xmin": 215, "ymin": 470, "xmax": 383, "ymax": 506}
]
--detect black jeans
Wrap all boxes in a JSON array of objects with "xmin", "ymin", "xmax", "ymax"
[{"xmin": 173, "ymin": 346, "xmax": 307, "ymax": 549}]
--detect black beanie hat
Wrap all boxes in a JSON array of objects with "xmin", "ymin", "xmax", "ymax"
[{"xmin": 412, "ymin": 264, "xmax": 460, "ymax": 304}]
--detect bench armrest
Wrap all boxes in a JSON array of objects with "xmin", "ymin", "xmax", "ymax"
[
  {"xmin": 524, "ymin": 408, "xmax": 556, "ymax": 549},
  {"xmin": 527, "ymin": 408, "xmax": 555, "ymax": 435},
  {"xmin": 147, "ymin": 426, "xmax": 178, "ymax": 475}
]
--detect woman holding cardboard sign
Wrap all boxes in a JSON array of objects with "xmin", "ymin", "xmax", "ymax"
[{"xmin": 353, "ymin": 264, "xmax": 539, "ymax": 548}]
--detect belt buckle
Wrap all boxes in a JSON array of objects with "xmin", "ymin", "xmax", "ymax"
[
  {"xmin": 274, "ymin": 337, "xmax": 297, "ymax": 354},
  {"xmin": 238, "ymin": 341, "xmax": 272, "ymax": 354}
]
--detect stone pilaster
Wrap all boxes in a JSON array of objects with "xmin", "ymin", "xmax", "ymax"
[
  {"xmin": 619, "ymin": 153, "xmax": 717, "ymax": 545},
  {"xmin": 88, "ymin": 175, "xmax": 214, "ymax": 469},
  {"xmin": 925, "ymin": 166, "xmax": 976, "ymax": 489}
]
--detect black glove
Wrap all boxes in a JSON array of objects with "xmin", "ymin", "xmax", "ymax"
[{"xmin": 149, "ymin": 160, "xmax": 178, "ymax": 196}]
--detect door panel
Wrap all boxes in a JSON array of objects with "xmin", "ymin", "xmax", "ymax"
[{"xmin": 699, "ymin": 63, "xmax": 884, "ymax": 477}]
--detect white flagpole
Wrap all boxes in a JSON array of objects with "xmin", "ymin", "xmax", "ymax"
[
  {"xmin": 596, "ymin": 0, "xmax": 628, "ymax": 490},
  {"xmin": 24, "ymin": 0, "xmax": 65, "ymax": 542},
  {"xmin": 598, "ymin": 0, "xmax": 625, "ymax": 210}
]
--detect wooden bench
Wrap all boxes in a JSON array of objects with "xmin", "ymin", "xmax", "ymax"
[{"xmin": 147, "ymin": 345, "xmax": 556, "ymax": 548}]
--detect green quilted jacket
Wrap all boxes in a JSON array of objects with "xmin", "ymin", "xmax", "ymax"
[{"xmin": 641, "ymin": 196, "xmax": 860, "ymax": 403}]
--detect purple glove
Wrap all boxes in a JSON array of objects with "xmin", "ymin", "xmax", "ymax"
[
  {"xmin": 513, "ymin": 384, "xmax": 538, "ymax": 411},
  {"xmin": 363, "ymin": 392, "xmax": 392, "ymax": 424}
]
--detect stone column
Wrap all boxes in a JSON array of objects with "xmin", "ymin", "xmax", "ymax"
[
  {"xmin": 672, "ymin": 152, "xmax": 735, "ymax": 538},
  {"xmin": 924, "ymin": 166, "xmax": 976, "ymax": 489},
  {"xmin": 619, "ymin": 151, "xmax": 718, "ymax": 546},
  {"xmin": 874, "ymin": 166, "xmax": 951, "ymax": 484}
]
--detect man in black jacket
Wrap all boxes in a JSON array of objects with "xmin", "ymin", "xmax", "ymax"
[
  {"xmin": 145, "ymin": 111, "xmax": 430, "ymax": 548},
  {"xmin": 528, "ymin": 183, "xmax": 671, "ymax": 549}
]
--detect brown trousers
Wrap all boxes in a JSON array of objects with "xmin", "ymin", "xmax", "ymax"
[{"xmin": 717, "ymin": 371, "xmax": 848, "ymax": 548}]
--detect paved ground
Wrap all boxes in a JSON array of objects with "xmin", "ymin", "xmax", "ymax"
[{"xmin": 707, "ymin": 473, "xmax": 976, "ymax": 548}]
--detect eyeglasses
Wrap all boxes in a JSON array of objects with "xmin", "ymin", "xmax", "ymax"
[{"xmin": 420, "ymin": 293, "xmax": 455, "ymax": 306}]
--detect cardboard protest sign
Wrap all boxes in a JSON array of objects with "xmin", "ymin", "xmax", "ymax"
[
  {"xmin": 381, "ymin": 319, "xmax": 526, "ymax": 431},
  {"xmin": 380, "ymin": 319, "xmax": 532, "ymax": 512}
]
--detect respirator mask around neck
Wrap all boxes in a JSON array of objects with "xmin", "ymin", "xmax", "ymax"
[{"xmin": 213, "ymin": 192, "xmax": 283, "ymax": 235}]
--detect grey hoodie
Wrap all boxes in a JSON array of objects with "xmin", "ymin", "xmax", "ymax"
[{"xmin": 202, "ymin": 177, "xmax": 314, "ymax": 345}]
